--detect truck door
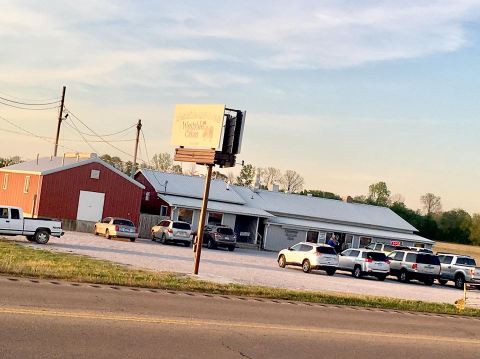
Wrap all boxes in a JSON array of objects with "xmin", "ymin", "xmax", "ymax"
[
  {"xmin": 0, "ymin": 207, "xmax": 10, "ymax": 233},
  {"xmin": 8, "ymin": 208, "xmax": 23, "ymax": 234}
]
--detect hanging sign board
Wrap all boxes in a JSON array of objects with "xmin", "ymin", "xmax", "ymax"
[{"xmin": 171, "ymin": 104, "xmax": 226, "ymax": 149}]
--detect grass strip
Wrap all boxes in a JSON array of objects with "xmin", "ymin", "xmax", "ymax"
[{"xmin": 1, "ymin": 239, "xmax": 479, "ymax": 317}]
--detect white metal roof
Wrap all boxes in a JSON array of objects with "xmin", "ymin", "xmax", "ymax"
[
  {"xmin": 139, "ymin": 170, "xmax": 246, "ymax": 205},
  {"xmin": 0, "ymin": 157, "xmax": 145, "ymax": 189},
  {"xmin": 159, "ymin": 194, "xmax": 273, "ymax": 218},
  {"xmin": 266, "ymin": 216, "xmax": 433, "ymax": 244}
]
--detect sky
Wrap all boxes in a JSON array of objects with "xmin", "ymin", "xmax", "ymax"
[{"xmin": 1, "ymin": 0, "xmax": 480, "ymax": 213}]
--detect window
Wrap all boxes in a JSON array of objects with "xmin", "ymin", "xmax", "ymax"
[
  {"xmin": 456, "ymin": 257, "xmax": 476, "ymax": 267},
  {"xmin": 160, "ymin": 205, "xmax": 168, "ymax": 217},
  {"xmin": 317, "ymin": 246, "xmax": 336, "ymax": 255},
  {"xmin": 349, "ymin": 250, "xmax": 360, "ymax": 257},
  {"xmin": 306, "ymin": 231, "xmax": 319, "ymax": 243},
  {"xmin": 145, "ymin": 192, "xmax": 150, "ymax": 201},
  {"xmin": 417, "ymin": 254, "xmax": 440, "ymax": 265},
  {"xmin": 2, "ymin": 174, "xmax": 8, "ymax": 190},
  {"xmin": 208, "ymin": 212, "xmax": 223, "ymax": 225},
  {"xmin": 440, "ymin": 256, "xmax": 453, "ymax": 264},
  {"xmin": 24, "ymin": 176, "xmax": 30, "ymax": 193},
  {"xmin": 299, "ymin": 244, "xmax": 313, "ymax": 252},
  {"xmin": 112, "ymin": 219, "xmax": 134, "ymax": 226},
  {"xmin": 359, "ymin": 237, "xmax": 372, "ymax": 247},
  {"xmin": 363, "ymin": 252, "xmax": 387, "ymax": 261},
  {"xmin": 10, "ymin": 208, "xmax": 20, "ymax": 220},
  {"xmin": 102, "ymin": 218, "xmax": 111, "ymax": 223},
  {"xmin": 341, "ymin": 249, "xmax": 351, "ymax": 256},
  {"xmin": 90, "ymin": 170, "xmax": 100, "ymax": 179},
  {"xmin": 290, "ymin": 243, "xmax": 302, "ymax": 251},
  {"xmin": 405, "ymin": 253, "xmax": 417, "ymax": 263},
  {"xmin": 394, "ymin": 252, "xmax": 405, "ymax": 261},
  {"xmin": 0, "ymin": 207, "xmax": 8, "ymax": 219},
  {"xmin": 374, "ymin": 244, "xmax": 382, "ymax": 251},
  {"xmin": 384, "ymin": 245, "xmax": 396, "ymax": 252},
  {"xmin": 178, "ymin": 208, "xmax": 193, "ymax": 224},
  {"xmin": 217, "ymin": 227, "xmax": 234, "ymax": 235},
  {"xmin": 173, "ymin": 222, "xmax": 191, "ymax": 230}
]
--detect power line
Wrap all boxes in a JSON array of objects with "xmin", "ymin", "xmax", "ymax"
[
  {"xmin": 0, "ymin": 100, "xmax": 60, "ymax": 111},
  {"xmin": 140, "ymin": 129, "xmax": 151, "ymax": 167},
  {"xmin": 62, "ymin": 120, "xmax": 137, "ymax": 138},
  {"xmin": 0, "ymin": 95, "xmax": 61, "ymax": 106},
  {"xmin": 63, "ymin": 119, "xmax": 99, "ymax": 154},
  {"xmin": 0, "ymin": 90, "xmax": 60, "ymax": 103}
]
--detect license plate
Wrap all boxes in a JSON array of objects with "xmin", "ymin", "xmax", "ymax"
[{"xmin": 178, "ymin": 232, "xmax": 186, "ymax": 237}]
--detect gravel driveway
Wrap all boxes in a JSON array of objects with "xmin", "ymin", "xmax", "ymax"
[{"xmin": 7, "ymin": 231, "xmax": 467, "ymax": 304}]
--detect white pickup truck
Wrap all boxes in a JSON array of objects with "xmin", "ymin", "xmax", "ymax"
[{"xmin": 0, "ymin": 206, "xmax": 63, "ymax": 244}]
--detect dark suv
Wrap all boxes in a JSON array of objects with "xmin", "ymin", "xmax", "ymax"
[{"xmin": 203, "ymin": 225, "xmax": 237, "ymax": 251}]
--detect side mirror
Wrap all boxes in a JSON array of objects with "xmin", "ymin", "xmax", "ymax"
[{"xmin": 288, "ymin": 247, "xmax": 292, "ymax": 251}]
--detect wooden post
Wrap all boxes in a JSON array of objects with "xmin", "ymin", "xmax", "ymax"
[
  {"xmin": 131, "ymin": 119, "xmax": 142, "ymax": 177},
  {"xmin": 193, "ymin": 164, "xmax": 213, "ymax": 275},
  {"xmin": 53, "ymin": 86, "xmax": 66, "ymax": 157}
]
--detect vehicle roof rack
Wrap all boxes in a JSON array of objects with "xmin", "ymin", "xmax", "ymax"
[{"xmin": 435, "ymin": 252, "xmax": 472, "ymax": 257}]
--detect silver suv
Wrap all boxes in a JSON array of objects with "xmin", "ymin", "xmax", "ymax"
[
  {"xmin": 338, "ymin": 249, "xmax": 390, "ymax": 280},
  {"xmin": 387, "ymin": 250, "xmax": 441, "ymax": 286},
  {"xmin": 151, "ymin": 220, "xmax": 192, "ymax": 247},
  {"xmin": 437, "ymin": 253, "xmax": 480, "ymax": 289}
]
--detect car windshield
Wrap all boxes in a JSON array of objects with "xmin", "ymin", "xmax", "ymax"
[
  {"xmin": 383, "ymin": 245, "xmax": 395, "ymax": 252},
  {"xmin": 173, "ymin": 222, "xmax": 191, "ymax": 230},
  {"xmin": 366, "ymin": 252, "xmax": 387, "ymax": 261},
  {"xmin": 317, "ymin": 246, "xmax": 337, "ymax": 255},
  {"xmin": 417, "ymin": 254, "xmax": 440, "ymax": 265},
  {"xmin": 217, "ymin": 227, "xmax": 234, "ymax": 235},
  {"xmin": 112, "ymin": 219, "xmax": 134, "ymax": 226}
]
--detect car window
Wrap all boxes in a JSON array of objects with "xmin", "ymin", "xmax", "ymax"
[
  {"xmin": 290, "ymin": 244, "xmax": 302, "ymax": 251},
  {"xmin": 374, "ymin": 244, "xmax": 382, "ymax": 251},
  {"xmin": 394, "ymin": 252, "xmax": 405, "ymax": 261},
  {"xmin": 0, "ymin": 207, "xmax": 8, "ymax": 219},
  {"xmin": 102, "ymin": 218, "xmax": 111, "ymax": 224},
  {"xmin": 441, "ymin": 256, "xmax": 453, "ymax": 264},
  {"xmin": 217, "ymin": 227, "xmax": 234, "ymax": 235},
  {"xmin": 342, "ymin": 250, "xmax": 351, "ymax": 256},
  {"xmin": 384, "ymin": 245, "xmax": 396, "ymax": 252},
  {"xmin": 417, "ymin": 254, "xmax": 440, "ymax": 265},
  {"xmin": 10, "ymin": 208, "xmax": 20, "ymax": 220},
  {"xmin": 405, "ymin": 253, "xmax": 417, "ymax": 263},
  {"xmin": 366, "ymin": 252, "xmax": 387, "ymax": 261},
  {"xmin": 113, "ymin": 219, "xmax": 134, "ymax": 226},
  {"xmin": 300, "ymin": 244, "xmax": 313, "ymax": 252},
  {"xmin": 365, "ymin": 243, "xmax": 375, "ymax": 250},
  {"xmin": 349, "ymin": 250, "xmax": 360, "ymax": 257},
  {"xmin": 317, "ymin": 246, "xmax": 337, "ymax": 255},
  {"xmin": 456, "ymin": 257, "xmax": 476, "ymax": 267},
  {"xmin": 173, "ymin": 222, "xmax": 191, "ymax": 230}
]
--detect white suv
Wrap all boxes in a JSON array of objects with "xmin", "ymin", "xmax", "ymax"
[
  {"xmin": 151, "ymin": 220, "xmax": 192, "ymax": 247},
  {"xmin": 277, "ymin": 242, "xmax": 339, "ymax": 275}
]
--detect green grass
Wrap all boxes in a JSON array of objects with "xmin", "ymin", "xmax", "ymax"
[{"xmin": 1, "ymin": 238, "xmax": 479, "ymax": 317}]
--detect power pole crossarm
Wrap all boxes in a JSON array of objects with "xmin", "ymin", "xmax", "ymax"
[
  {"xmin": 131, "ymin": 119, "xmax": 142, "ymax": 177},
  {"xmin": 53, "ymin": 86, "xmax": 66, "ymax": 157}
]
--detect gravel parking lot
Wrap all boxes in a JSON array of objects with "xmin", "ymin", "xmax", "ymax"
[{"xmin": 7, "ymin": 231, "xmax": 469, "ymax": 304}]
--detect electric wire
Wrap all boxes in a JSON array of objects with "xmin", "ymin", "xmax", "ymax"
[
  {"xmin": 0, "ymin": 90, "xmax": 60, "ymax": 103},
  {"xmin": 0, "ymin": 100, "xmax": 60, "ymax": 111},
  {"xmin": 0, "ymin": 95, "xmax": 61, "ymax": 106},
  {"xmin": 140, "ymin": 129, "xmax": 151, "ymax": 167},
  {"xmin": 63, "ymin": 119, "xmax": 99, "ymax": 154},
  {"xmin": 63, "ymin": 121, "xmax": 137, "ymax": 138}
]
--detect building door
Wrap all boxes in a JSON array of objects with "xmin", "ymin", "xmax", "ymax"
[{"xmin": 76, "ymin": 191, "xmax": 105, "ymax": 222}]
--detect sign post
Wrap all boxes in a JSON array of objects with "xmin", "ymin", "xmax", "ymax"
[{"xmin": 171, "ymin": 104, "xmax": 245, "ymax": 275}]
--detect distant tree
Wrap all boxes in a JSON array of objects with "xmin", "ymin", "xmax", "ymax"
[
  {"xmin": 123, "ymin": 160, "xmax": 134, "ymax": 175},
  {"xmin": 352, "ymin": 195, "xmax": 368, "ymax": 204},
  {"xmin": 100, "ymin": 154, "xmax": 124, "ymax": 171},
  {"xmin": 261, "ymin": 167, "xmax": 282, "ymax": 188},
  {"xmin": 299, "ymin": 190, "xmax": 341, "ymax": 200},
  {"xmin": 236, "ymin": 164, "xmax": 255, "ymax": 186},
  {"xmin": 152, "ymin": 153, "xmax": 173, "ymax": 172},
  {"xmin": 171, "ymin": 164, "xmax": 183, "ymax": 174},
  {"xmin": 420, "ymin": 193, "xmax": 442, "ymax": 215},
  {"xmin": 0, "ymin": 156, "xmax": 22, "ymax": 167},
  {"xmin": 212, "ymin": 171, "xmax": 228, "ymax": 182},
  {"xmin": 390, "ymin": 193, "xmax": 405, "ymax": 204},
  {"xmin": 367, "ymin": 181, "xmax": 391, "ymax": 207},
  {"xmin": 281, "ymin": 170, "xmax": 304, "ymax": 193},
  {"xmin": 469, "ymin": 214, "xmax": 480, "ymax": 246},
  {"xmin": 185, "ymin": 164, "xmax": 198, "ymax": 176},
  {"xmin": 390, "ymin": 202, "xmax": 439, "ymax": 241},
  {"xmin": 438, "ymin": 209, "xmax": 472, "ymax": 244}
]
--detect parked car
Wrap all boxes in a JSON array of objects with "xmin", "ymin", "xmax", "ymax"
[
  {"xmin": 387, "ymin": 250, "xmax": 440, "ymax": 285},
  {"xmin": 365, "ymin": 242, "xmax": 410, "ymax": 254},
  {"xmin": 151, "ymin": 220, "xmax": 192, "ymax": 247},
  {"xmin": 407, "ymin": 247, "xmax": 434, "ymax": 254},
  {"xmin": 0, "ymin": 205, "xmax": 63, "ymax": 244},
  {"xmin": 437, "ymin": 253, "xmax": 480, "ymax": 289},
  {"xmin": 94, "ymin": 217, "xmax": 138, "ymax": 242},
  {"xmin": 277, "ymin": 242, "xmax": 338, "ymax": 275},
  {"xmin": 337, "ymin": 249, "xmax": 390, "ymax": 280},
  {"xmin": 202, "ymin": 225, "xmax": 236, "ymax": 251}
]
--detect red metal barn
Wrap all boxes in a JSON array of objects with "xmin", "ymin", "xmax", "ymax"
[
  {"xmin": 0, "ymin": 155, "xmax": 144, "ymax": 226},
  {"xmin": 134, "ymin": 171, "xmax": 172, "ymax": 216}
]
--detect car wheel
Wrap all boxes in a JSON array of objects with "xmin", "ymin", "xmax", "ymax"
[
  {"xmin": 34, "ymin": 229, "xmax": 50, "ymax": 244},
  {"xmin": 302, "ymin": 259, "xmax": 311, "ymax": 273},
  {"xmin": 94, "ymin": 226, "xmax": 99, "ymax": 236},
  {"xmin": 183, "ymin": 241, "xmax": 191, "ymax": 247},
  {"xmin": 278, "ymin": 255, "xmax": 286, "ymax": 268},
  {"xmin": 326, "ymin": 268, "xmax": 336, "ymax": 276},
  {"xmin": 454, "ymin": 274, "xmax": 465, "ymax": 290},
  {"xmin": 353, "ymin": 266, "xmax": 362, "ymax": 279},
  {"xmin": 151, "ymin": 232, "xmax": 156, "ymax": 241},
  {"xmin": 130, "ymin": 238, "xmax": 136, "ymax": 242},
  {"xmin": 26, "ymin": 235, "xmax": 35, "ymax": 242},
  {"xmin": 105, "ymin": 230, "xmax": 111, "ymax": 240},
  {"xmin": 207, "ymin": 239, "xmax": 216, "ymax": 249},
  {"xmin": 424, "ymin": 278, "xmax": 434, "ymax": 286},
  {"xmin": 438, "ymin": 279, "xmax": 448, "ymax": 286},
  {"xmin": 161, "ymin": 234, "xmax": 167, "ymax": 244},
  {"xmin": 377, "ymin": 275, "xmax": 387, "ymax": 281},
  {"xmin": 399, "ymin": 270, "xmax": 409, "ymax": 283},
  {"xmin": 228, "ymin": 245, "xmax": 235, "ymax": 252}
]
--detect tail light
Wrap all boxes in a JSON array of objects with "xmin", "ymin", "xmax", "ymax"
[
  {"xmin": 115, "ymin": 225, "xmax": 119, "ymax": 231},
  {"xmin": 365, "ymin": 258, "xmax": 373, "ymax": 263},
  {"xmin": 315, "ymin": 251, "xmax": 322, "ymax": 256},
  {"xmin": 412, "ymin": 263, "xmax": 418, "ymax": 270},
  {"xmin": 385, "ymin": 260, "xmax": 390, "ymax": 264},
  {"xmin": 168, "ymin": 228, "xmax": 173, "ymax": 234},
  {"xmin": 214, "ymin": 233, "xmax": 221, "ymax": 239}
]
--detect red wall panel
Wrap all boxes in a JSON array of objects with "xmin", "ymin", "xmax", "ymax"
[
  {"xmin": 134, "ymin": 172, "xmax": 171, "ymax": 216},
  {"xmin": 0, "ymin": 172, "xmax": 41, "ymax": 216},
  {"xmin": 37, "ymin": 163, "xmax": 142, "ymax": 226}
]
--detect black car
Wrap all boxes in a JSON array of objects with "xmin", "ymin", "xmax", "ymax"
[{"xmin": 203, "ymin": 225, "xmax": 237, "ymax": 251}]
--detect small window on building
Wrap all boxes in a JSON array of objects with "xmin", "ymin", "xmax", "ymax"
[
  {"xmin": 2, "ymin": 174, "xmax": 8, "ymax": 190},
  {"xmin": 306, "ymin": 230, "xmax": 319, "ymax": 243},
  {"xmin": 145, "ymin": 192, "xmax": 150, "ymax": 201},
  {"xmin": 178, "ymin": 208, "xmax": 193, "ymax": 224},
  {"xmin": 90, "ymin": 170, "xmax": 100, "ymax": 179},
  {"xmin": 10, "ymin": 208, "xmax": 20, "ymax": 220},
  {"xmin": 24, "ymin": 176, "xmax": 30, "ymax": 193},
  {"xmin": 160, "ymin": 205, "xmax": 168, "ymax": 217},
  {"xmin": 359, "ymin": 236, "xmax": 372, "ymax": 247},
  {"xmin": 208, "ymin": 212, "xmax": 223, "ymax": 225}
]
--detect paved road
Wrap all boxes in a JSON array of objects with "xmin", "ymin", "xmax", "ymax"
[
  {"xmin": 0, "ymin": 277, "xmax": 479, "ymax": 359},
  {"xmin": 5, "ymin": 232, "xmax": 466, "ymax": 304}
]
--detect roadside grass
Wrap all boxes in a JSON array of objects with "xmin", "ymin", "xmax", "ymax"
[
  {"xmin": 1, "ymin": 239, "xmax": 479, "ymax": 317},
  {"xmin": 434, "ymin": 241, "xmax": 480, "ymax": 263}
]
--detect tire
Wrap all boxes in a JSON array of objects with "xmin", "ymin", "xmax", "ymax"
[
  {"xmin": 399, "ymin": 270, "xmax": 409, "ymax": 283},
  {"xmin": 438, "ymin": 279, "xmax": 448, "ymax": 286},
  {"xmin": 34, "ymin": 229, "xmax": 50, "ymax": 244},
  {"xmin": 326, "ymin": 268, "xmax": 336, "ymax": 276},
  {"xmin": 161, "ymin": 234, "xmax": 167, "ymax": 244},
  {"xmin": 151, "ymin": 232, "xmax": 156, "ymax": 242},
  {"xmin": 228, "ymin": 245, "xmax": 235, "ymax": 252},
  {"xmin": 105, "ymin": 230, "xmax": 111, "ymax": 240},
  {"xmin": 377, "ymin": 274, "xmax": 387, "ymax": 281},
  {"xmin": 454, "ymin": 274, "xmax": 465, "ymax": 290},
  {"xmin": 26, "ymin": 235, "xmax": 35, "ymax": 242},
  {"xmin": 424, "ymin": 278, "xmax": 434, "ymax": 286},
  {"xmin": 353, "ymin": 266, "xmax": 362, "ymax": 279},
  {"xmin": 278, "ymin": 255, "xmax": 286, "ymax": 268},
  {"xmin": 184, "ymin": 241, "xmax": 191, "ymax": 247},
  {"xmin": 207, "ymin": 239, "xmax": 216, "ymax": 249},
  {"xmin": 302, "ymin": 259, "xmax": 311, "ymax": 273},
  {"xmin": 130, "ymin": 238, "xmax": 136, "ymax": 242},
  {"xmin": 94, "ymin": 226, "xmax": 99, "ymax": 236}
]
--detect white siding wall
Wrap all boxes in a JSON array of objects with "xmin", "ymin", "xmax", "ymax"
[
  {"xmin": 222, "ymin": 213, "xmax": 236, "ymax": 229},
  {"xmin": 264, "ymin": 224, "xmax": 307, "ymax": 251}
]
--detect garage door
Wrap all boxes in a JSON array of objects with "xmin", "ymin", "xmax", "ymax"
[{"xmin": 76, "ymin": 191, "xmax": 105, "ymax": 222}]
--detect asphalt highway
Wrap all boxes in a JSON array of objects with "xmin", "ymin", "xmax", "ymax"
[{"xmin": 0, "ymin": 276, "xmax": 479, "ymax": 359}]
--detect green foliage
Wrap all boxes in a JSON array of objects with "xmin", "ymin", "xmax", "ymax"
[
  {"xmin": 212, "ymin": 171, "xmax": 228, "ymax": 182},
  {"xmin": 470, "ymin": 214, "xmax": 480, "ymax": 246},
  {"xmin": 390, "ymin": 202, "xmax": 439, "ymax": 240},
  {"xmin": 0, "ymin": 156, "xmax": 22, "ymax": 168},
  {"xmin": 437, "ymin": 209, "xmax": 472, "ymax": 244},
  {"xmin": 236, "ymin": 164, "xmax": 255, "ymax": 186},
  {"xmin": 152, "ymin": 153, "xmax": 173, "ymax": 172},
  {"xmin": 299, "ymin": 190, "xmax": 342, "ymax": 200},
  {"xmin": 367, "ymin": 181, "xmax": 391, "ymax": 207}
]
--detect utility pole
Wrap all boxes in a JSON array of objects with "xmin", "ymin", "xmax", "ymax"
[
  {"xmin": 131, "ymin": 119, "xmax": 142, "ymax": 177},
  {"xmin": 53, "ymin": 86, "xmax": 66, "ymax": 157}
]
